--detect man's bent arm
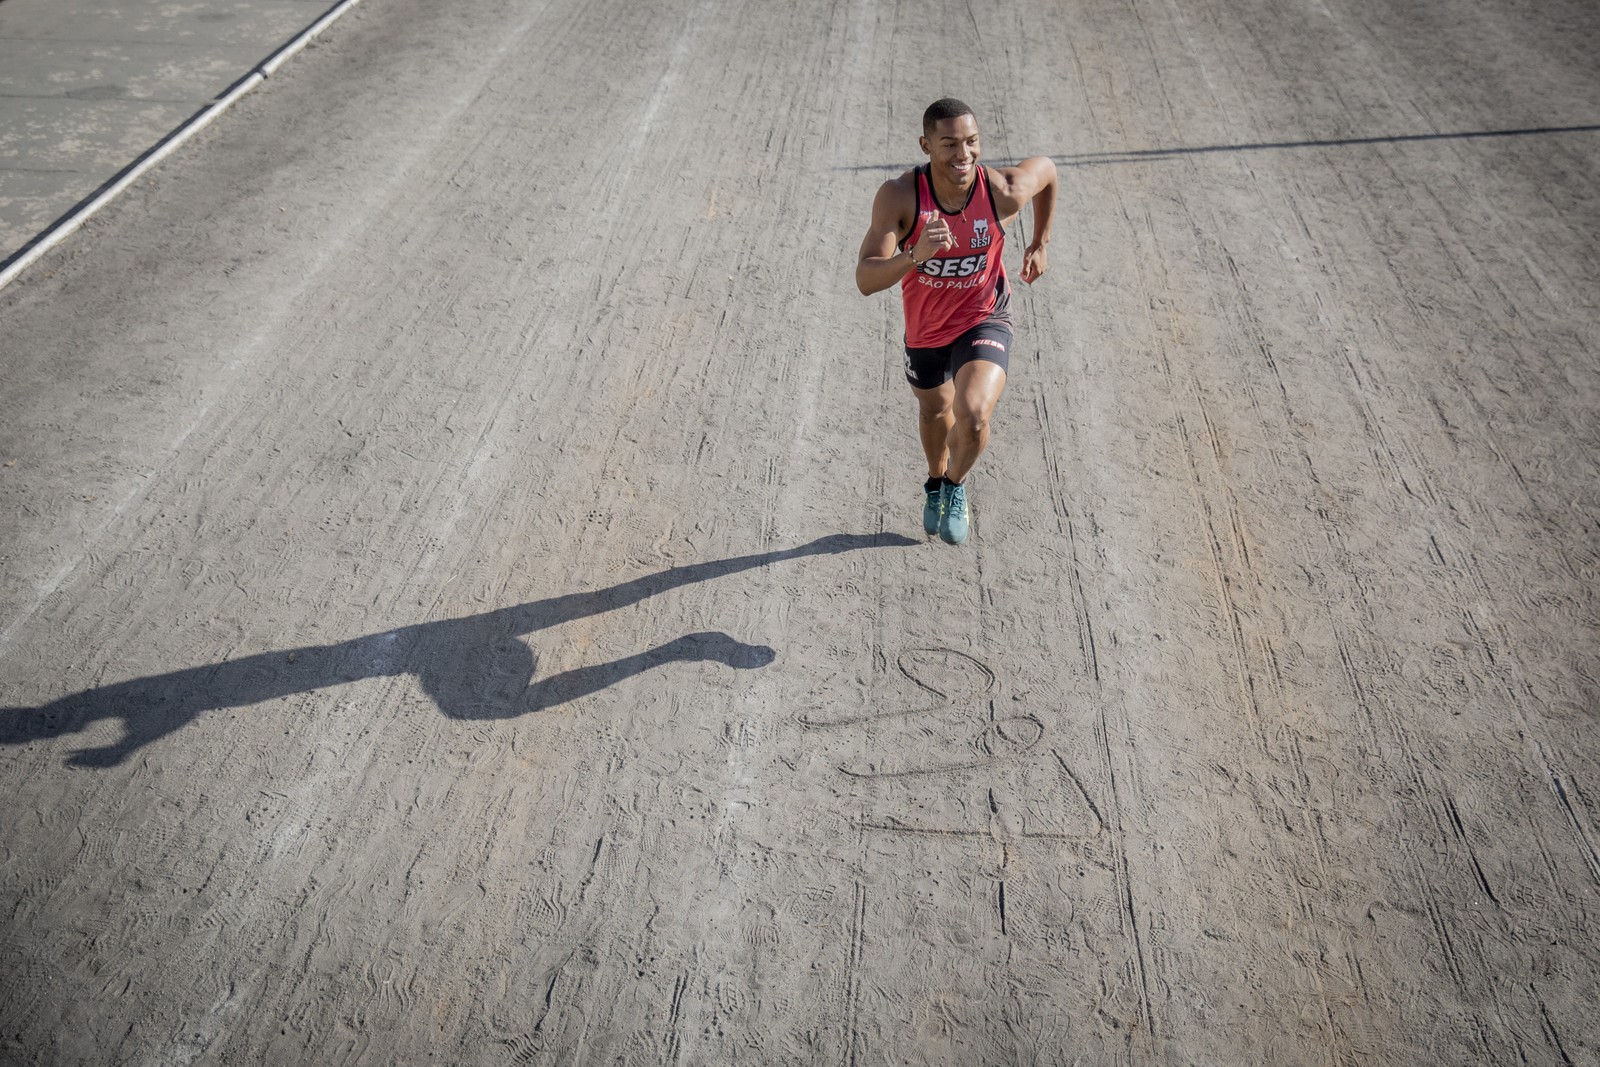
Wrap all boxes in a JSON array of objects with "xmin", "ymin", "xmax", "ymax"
[
  {"xmin": 856, "ymin": 181, "xmax": 919, "ymax": 295},
  {"xmin": 1023, "ymin": 159, "xmax": 1057, "ymax": 251},
  {"xmin": 1012, "ymin": 157, "xmax": 1057, "ymax": 284},
  {"xmin": 857, "ymin": 245, "xmax": 919, "ymax": 297}
]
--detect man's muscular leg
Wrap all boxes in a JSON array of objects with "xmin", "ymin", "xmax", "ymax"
[
  {"xmin": 945, "ymin": 359, "xmax": 1007, "ymax": 484},
  {"xmin": 913, "ymin": 383, "xmax": 956, "ymax": 479}
]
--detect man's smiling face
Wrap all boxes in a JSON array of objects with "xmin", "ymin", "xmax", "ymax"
[{"xmin": 921, "ymin": 114, "xmax": 981, "ymax": 192}]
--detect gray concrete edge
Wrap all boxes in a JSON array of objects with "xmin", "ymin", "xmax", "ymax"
[{"xmin": 0, "ymin": 0, "xmax": 366, "ymax": 295}]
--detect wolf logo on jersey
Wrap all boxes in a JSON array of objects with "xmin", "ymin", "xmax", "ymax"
[{"xmin": 970, "ymin": 218, "xmax": 992, "ymax": 248}]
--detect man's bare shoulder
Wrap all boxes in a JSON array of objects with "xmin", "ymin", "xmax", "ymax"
[
  {"xmin": 874, "ymin": 168, "xmax": 919, "ymax": 204},
  {"xmin": 986, "ymin": 157, "xmax": 1057, "ymax": 215},
  {"xmin": 868, "ymin": 168, "xmax": 921, "ymax": 236},
  {"xmin": 989, "ymin": 157, "xmax": 1056, "ymax": 190}
]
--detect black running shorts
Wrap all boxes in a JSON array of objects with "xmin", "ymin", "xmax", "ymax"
[{"xmin": 903, "ymin": 319, "xmax": 1014, "ymax": 391}]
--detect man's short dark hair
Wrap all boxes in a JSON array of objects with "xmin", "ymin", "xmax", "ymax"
[{"xmin": 923, "ymin": 98, "xmax": 975, "ymax": 136}]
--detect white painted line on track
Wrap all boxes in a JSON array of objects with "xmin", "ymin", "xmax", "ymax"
[
  {"xmin": 0, "ymin": 0, "xmax": 366, "ymax": 295},
  {"xmin": 261, "ymin": 0, "xmax": 363, "ymax": 77}
]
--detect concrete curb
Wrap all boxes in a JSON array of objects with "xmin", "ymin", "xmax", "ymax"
[{"xmin": 0, "ymin": 0, "xmax": 366, "ymax": 295}]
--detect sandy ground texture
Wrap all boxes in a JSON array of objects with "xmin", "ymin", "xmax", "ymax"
[{"xmin": 2, "ymin": 0, "xmax": 1599, "ymax": 1062}]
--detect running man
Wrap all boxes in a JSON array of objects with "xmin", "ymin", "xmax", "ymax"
[{"xmin": 856, "ymin": 98, "xmax": 1057, "ymax": 545}]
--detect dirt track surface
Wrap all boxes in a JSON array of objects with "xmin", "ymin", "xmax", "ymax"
[{"xmin": 3, "ymin": 0, "xmax": 1599, "ymax": 1062}]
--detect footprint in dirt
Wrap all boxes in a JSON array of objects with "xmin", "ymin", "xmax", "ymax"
[{"xmin": 799, "ymin": 647, "xmax": 1045, "ymax": 779}]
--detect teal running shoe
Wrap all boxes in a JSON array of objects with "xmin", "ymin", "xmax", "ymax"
[
  {"xmin": 939, "ymin": 481, "xmax": 969, "ymax": 544},
  {"xmin": 923, "ymin": 481, "xmax": 943, "ymax": 535}
]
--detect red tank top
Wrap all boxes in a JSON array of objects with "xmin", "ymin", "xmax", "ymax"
[{"xmin": 899, "ymin": 164, "xmax": 1008, "ymax": 348}]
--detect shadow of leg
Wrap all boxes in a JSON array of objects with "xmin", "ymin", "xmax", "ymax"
[{"xmin": 522, "ymin": 631, "xmax": 776, "ymax": 713}]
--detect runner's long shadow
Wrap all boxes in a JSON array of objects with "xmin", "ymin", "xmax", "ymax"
[
  {"xmin": 1, "ymin": 532, "xmax": 916, "ymax": 768},
  {"xmin": 834, "ymin": 122, "xmax": 1600, "ymax": 171}
]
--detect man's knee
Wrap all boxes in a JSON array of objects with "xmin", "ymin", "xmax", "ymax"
[
  {"xmin": 954, "ymin": 411, "xmax": 990, "ymax": 439},
  {"xmin": 917, "ymin": 399, "xmax": 953, "ymax": 423}
]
